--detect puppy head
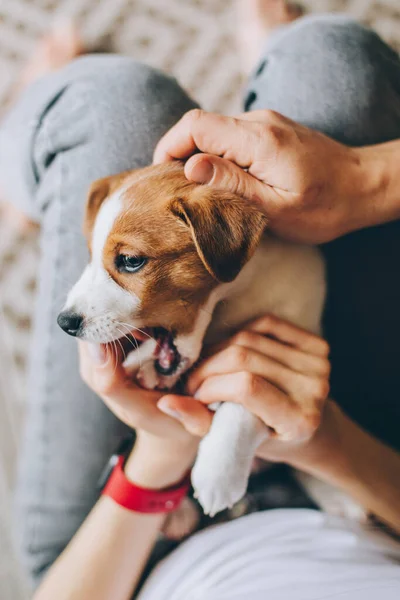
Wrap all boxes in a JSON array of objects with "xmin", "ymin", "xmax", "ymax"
[{"xmin": 58, "ymin": 163, "xmax": 266, "ymax": 379}]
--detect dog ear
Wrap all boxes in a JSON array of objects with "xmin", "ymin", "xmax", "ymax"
[
  {"xmin": 83, "ymin": 173, "xmax": 128, "ymax": 242},
  {"xmin": 170, "ymin": 188, "xmax": 267, "ymax": 283}
]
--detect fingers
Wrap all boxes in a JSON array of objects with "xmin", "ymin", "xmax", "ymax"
[
  {"xmin": 193, "ymin": 372, "xmax": 313, "ymax": 441},
  {"xmin": 195, "ymin": 372, "xmax": 323, "ymax": 442},
  {"xmin": 153, "ymin": 109, "xmax": 261, "ymax": 167},
  {"xmin": 246, "ymin": 314, "xmax": 330, "ymax": 357},
  {"xmin": 188, "ymin": 345, "xmax": 297, "ymax": 397},
  {"xmin": 153, "ymin": 108, "xmax": 294, "ymax": 164},
  {"xmin": 79, "ymin": 342, "xmax": 211, "ymax": 439},
  {"xmin": 158, "ymin": 395, "xmax": 213, "ymax": 437},
  {"xmin": 78, "ymin": 340, "xmax": 123, "ymax": 390},
  {"xmin": 184, "ymin": 153, "xmax": 273, "ymax": 212},
  {"xmin": 200, "ymin": 330, "xmax": 330, "ymax": 380},
  {"xmin": 78, "ymin": 340, "xmax": 138, "ymax": 395},
  {"xmin": 153, "ymin": 108, "xmax": 294, "ymax": 216},
  {"xmin": 184, "ymin": 315, "xmax": 330, "ymax": 444},
  {"xmin": 78, "ymin": 341, "xmax": 175, "ymax": 436},
  {"xmin": 188, "ymin": 342, "xmax": 329, "ymax": 408}
]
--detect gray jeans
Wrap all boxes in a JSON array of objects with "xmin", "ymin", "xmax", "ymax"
[{"xmin": 2, "ymin": 14, "xmax": 400, "ymax": 586}]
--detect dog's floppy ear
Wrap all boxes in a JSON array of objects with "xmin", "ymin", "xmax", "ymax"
[
  {"xmin": 170, "ymin": 188, "xmax": 267, "ymax": 283},
  {"xmin": 83, "ymin": 172, "xmax": 128, "ymax": 241}
]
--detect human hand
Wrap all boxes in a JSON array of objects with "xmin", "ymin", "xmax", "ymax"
[
  {"xmin": 154, "ymin": 109, "xmax": 368, "ymax": 244},
  {"xmin": 78, "ymin": 313, "xmax": 331, "ymax": 481},
  {"xmin": 78, "ymin": 341, "xmax": 201, "ymax": 487},
  {"xmin": 160, "ymin": 315, "xmax": 331, "ymax": 464}
]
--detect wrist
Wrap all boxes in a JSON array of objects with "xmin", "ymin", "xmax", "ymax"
[
  {"xmin": 287, "ymin": 401, "xmax": 400, "ymax": 534},
  {"xmin": 350, "ymin": 142, "xmax": 400, "ymax": 232},
  {"xmin": 124, "ymin": 433, "xmax": 196, "ymax": 490},
  {"xmin": 257, "ymin": 401, "xmax": 354, "ymax": 482},
  {"xmin": 286, "ymin": 401, "xmax": 353, "ymax": 476}
]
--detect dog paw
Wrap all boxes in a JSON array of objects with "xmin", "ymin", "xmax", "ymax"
[
  {"xmin": 191, "ymin": 448, "xmax": 251, "ymax": 517},
  {"xmin": 136, "ymin": 361, "xmax": 160, "ymax": 390},
  {"xmin": 122, "ymin": 339, "xmax": 182, "ymax": 390},
  {"xmin": 162, "ymin": 498, "xmax": 200, "ymax": 540},
  {"xmin": 123, "ymin": 340, "xmax": 156, "ymax": 371},
  {"xmin": 191, "ymin": 404, "xmax": 268, "ymax": 516},
  {"xmin": 123, "ymin": 339, "xmax": 160, "ymax": 389}
]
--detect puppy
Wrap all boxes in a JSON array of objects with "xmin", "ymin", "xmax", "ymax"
[{"xmin": 58, "ymin": 162, "xmax": 359, "ymax": 518}]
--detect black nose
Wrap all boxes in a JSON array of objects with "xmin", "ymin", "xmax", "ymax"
[{"xmin": 57, "ymin": 311, "xmax": 84, "ymax": 337}]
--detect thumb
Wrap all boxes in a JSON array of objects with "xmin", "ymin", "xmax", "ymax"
[
  {"xmin": 185, "ymin": 153, "xmax": 271, "ymax": 212},
  {"xmin": 158, "ymin": 394, "xmax": 213, "ymax": 437}
]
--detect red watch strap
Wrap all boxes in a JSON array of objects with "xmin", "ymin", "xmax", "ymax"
[{"xmin": 102, "ymin": 456, "xmax": 191, "ymax": 513}]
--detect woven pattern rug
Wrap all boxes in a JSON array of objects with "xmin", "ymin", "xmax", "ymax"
[{"xmin": 0, "ymin": 1, "xmax": 400, "ymax": 598}]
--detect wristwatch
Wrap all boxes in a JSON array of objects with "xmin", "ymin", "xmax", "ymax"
[{"xmin": 98, "ymin": 436, "xmax": 191, "ymax": 514}]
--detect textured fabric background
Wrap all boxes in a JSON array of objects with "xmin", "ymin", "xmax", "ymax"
[{"xmin": 0, "ymin": 1, "xmax": 400, "ymax": 598}]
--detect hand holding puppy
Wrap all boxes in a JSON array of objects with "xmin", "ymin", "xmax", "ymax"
[
  {"xmin": 78, "ymin": 315, "xmax": 331, "ymax": 471},
  {"xmin": 78, "ymin": 341, "xmax": 198, "ymax": 488},
  {"xmin": 163, "ymin": 314, "xmax": 331, "ymax": 461},
  {"xmin": 154, "ymin": 109, "xmax": 383, "ymax": 244}
]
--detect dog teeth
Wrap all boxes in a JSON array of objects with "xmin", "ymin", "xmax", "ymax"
[
  {"xmin": 154, "ymin": 329, "xmax": 181, "ymax": 375},
  {"xmin": 158, "ymin": 340, "xmax": 176, "ymax": 370}
]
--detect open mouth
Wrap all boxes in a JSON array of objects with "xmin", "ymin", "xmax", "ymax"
[
  {"xmin": 153, "ymin": 327, "xmax": 181, "ymax": 376},
  {"xmin": 122, "ymin": 326, "xmax": 182, "ymax": 378}
]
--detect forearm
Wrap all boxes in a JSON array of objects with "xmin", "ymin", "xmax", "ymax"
[
  {"xmin": 34, "ymin": 435, "xmax": 192, "ymax": 600},
  {"xmin": 33, "ymin": 496, "xmax": 164, "ymax": 600},
  {"xmin": 355, "ymin": 139, "xmax": 400, "ymax": 232},
  {"xmin": 287, "ymin": 401, "xmax": 400, "ymax": 533}
]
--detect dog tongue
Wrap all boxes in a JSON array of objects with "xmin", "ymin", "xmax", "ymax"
[{"xmin": 158, "ymin": 335, "xmax": 176, "ymax": 371}]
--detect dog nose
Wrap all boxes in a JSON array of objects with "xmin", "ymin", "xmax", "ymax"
[{"xmin": 57, "ymin": 311, "xmax": 84, "ymax": 337}]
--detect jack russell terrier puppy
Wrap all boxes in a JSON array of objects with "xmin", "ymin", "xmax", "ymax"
[{"xmin": 58, "ymin": 162, "xmax": 363, "ymax": 519}]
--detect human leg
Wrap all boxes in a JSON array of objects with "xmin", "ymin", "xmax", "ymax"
[{"xmin": 1, "ymin": 51, "xmax": 197, "ymax": 585}]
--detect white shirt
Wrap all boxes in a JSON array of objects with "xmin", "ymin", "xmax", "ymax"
[{"xmin": 138, "ymin": 509, "xmax": 400, "ymax": 600}]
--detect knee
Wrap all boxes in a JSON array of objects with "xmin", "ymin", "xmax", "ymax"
[
  {"xmin": 84, "ymin": 57, "xmax": 197, "ymax": 137},
  {"xmin": 247, "ymin": 15, "xmax": 400, "ymax": 145},
  {"xmin": 40, "ymin": 56, "xmax": 198, "ymax": 174}
]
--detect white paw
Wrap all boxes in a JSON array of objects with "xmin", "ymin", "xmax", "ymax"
[
  {"xmin": 122, "ymin": 339, "xmax": 183, "ymax": 390},
  {"xmin": 161, "ymin": 498, "xmax": 200, "ymax": 540},
  {"xmin": 122, "ymin": 339, "xmax": 160, "ymax": 389},
  {"xmin": 191, "ymin": 442, "xmax": 253, "ymax": 517},
  {"xmin": 191, "ymin": 403, "xmax": 269, "ymax": 517},
  {"xmin": 135, "ymin": 360, "xmax": 181, "ymax": 391},
  {"xmin": 137, "ymin": 361, "xmax": 160, "ymax": 390},
  {"xmin": 123, "ymin": 339, "xmax": 157, "ymax": 374}
]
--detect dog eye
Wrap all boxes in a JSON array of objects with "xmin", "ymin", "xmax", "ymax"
[{"xmin": 115, "ymin": 255, "xmax": 147, "ymax": 273}]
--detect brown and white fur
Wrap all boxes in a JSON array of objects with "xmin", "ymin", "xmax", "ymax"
[{"xmin": 59, "ymin": 162, "xmax": 363, "ymax": 518}]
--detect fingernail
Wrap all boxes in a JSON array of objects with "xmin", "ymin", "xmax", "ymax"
[
  {"xmin": 87, "ymin": 343, "xmax": 107, "ymax": 365},
  {"xmin": 189, "ymin": 158, "xmax": 215, "ymax": 184},
  {"xmin": 157, "ymin": 399, "xmax": 183, "ymax": 421}
]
